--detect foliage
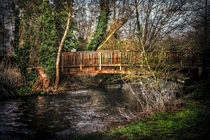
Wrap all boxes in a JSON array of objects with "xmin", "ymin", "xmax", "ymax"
[
  {"xmin": 27, "ymin": 71, "xmax": 38, "ymax": 87},
  {"xmin": 87, "ymin": 8, "xmax": 109, "ymax": 50},
  {"xmin": 13, "ymin": 7, "xmax": 30, "ymax": 81},
  {"xmin": 14, "ymin": 43, "xmax": 30, "ymax": 79},
  {"xmin": 38, "ymin": 1, "xmax": 58, "ymax": 79},
  {"xmin": 13, "ymin": 0, "xmax": 81, "ymax": 90},
  {"xmin": 54, "ymin": 0, "xmax": 79, "ymax": 52},
  {"xmin": 15, "ymin": 87, "xmax": 30, "ymax": 94},
  {"xmin": 63, "ymin": 19, "xmax": 80, "ymax": 51},
  {"xmin": 40, "ymin": 91, "xmax": 46, "ymax": 95},
  {"xmin": 121, "ymin": 36, "xmax": 180, "ymax": 96},
  {"xmin": 13, "ymin": 0, "xmax": 60, "ymax": 88},
  {"xmin": 54, "ymin": 0, "xmax": 68, "ymax": 42},
  {"xmin": 123, "ymin": 49, "xmax": 178, "ymax": 88}
]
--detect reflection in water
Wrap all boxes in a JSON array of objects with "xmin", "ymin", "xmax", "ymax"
[
  {"xmin": 0, "ymin": 87, "xmax": 137, "ymax": 139},
  {"xmin": 37, "ymin": 96, "xmax": 46, "ymax": 115}
]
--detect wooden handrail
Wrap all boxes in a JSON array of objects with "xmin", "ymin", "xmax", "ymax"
[{"xmin": 62, "ymin": 50, "xmax": 201, "ymax": 74}]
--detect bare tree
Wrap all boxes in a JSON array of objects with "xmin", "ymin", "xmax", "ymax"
[{"xmin": 133, "ymin": 0, "xmax": 190, "ymax": 51}]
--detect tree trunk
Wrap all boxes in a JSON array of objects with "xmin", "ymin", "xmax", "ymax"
[
  {"xmin": 201, "ymin": 0, "xmax": 208, "ymax": 79},
  {"xmin": 54, "ymin": 11, "xmax": 72, "ymax": 89},
  {"xmin": 32, "ymin": 66, "xmax": 50, "ymax": 91},
  {"xmin": 135, "ymin": 0, "xmax": 142, "ymax": 40},
  {"xmin": 97, "ymin": 18, "xmax": 127, "ymax": 50},
  {"xmin": 87, "ymin": 0, "xmax": 110, "ymax": 50},
  {"xmin": 113, "ymin": 0, "xmax": 116, "ymax": 21}
]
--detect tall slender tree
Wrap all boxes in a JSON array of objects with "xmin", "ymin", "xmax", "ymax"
[{"xmin": 54, "ymin": 0, "xmax": 73, "ymax": 89}]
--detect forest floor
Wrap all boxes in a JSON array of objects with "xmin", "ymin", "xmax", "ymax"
[{"xmin": 76, "ymin": 78, "xmax": 210, "ymax": 140}]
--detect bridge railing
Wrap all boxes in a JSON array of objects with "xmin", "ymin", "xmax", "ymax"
[
  {"xmin": 62, "ymin": 50, "xmax": 135, "ymax": 73},
  {"xmin": 62, "ymin": 50, "xmax": 200, "ymax": 74},
  {"xmin": 62, "ymin": 50, "xmax": 134, "ymax": 66}
]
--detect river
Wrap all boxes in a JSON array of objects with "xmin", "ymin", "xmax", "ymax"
[{"xmin": 0, "ymin": 87, "xmax": 137, "ymax": 139}]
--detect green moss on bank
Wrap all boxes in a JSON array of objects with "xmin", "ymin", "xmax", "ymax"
[{"xmin": 112, "ymin": 101, "xmax": 209, "ymax": 139}]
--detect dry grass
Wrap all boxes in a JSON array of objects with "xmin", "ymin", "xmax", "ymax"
[
  {"xmin": 0, "ymin": 59, "xmax": 22, "ymax": 88},
  {"xmin": 119, "ymin": 80, "xmax": 183, "ymax": 121}
]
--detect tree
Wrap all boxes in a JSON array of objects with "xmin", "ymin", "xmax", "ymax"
[
  {"xmin": 187, "ymin": 0, "xmax": 210, "ymax": 78},
  {"xmin": 13, "ymin": 0, "xmax": 59, "ymax": 90},
  {"xmin": 63, "ymin": 19, "xmax": 80, "ymax": 51},
  {"xmin": 87, "ymin": 0, "xmax": 110, "ymax": 50},
  {"xmin": 12, "ymin": 0, "xmax": 42, "ymax": 84},
  {"xmin": 134, "ymin": 0, "xmax": 189, "ymax": 51},
  {"xmin": 54, "ymin": 0, "xmax": 73, "ymax": 89},
  {"xmin": 39, "ymin": 1, "xmax": 58, "ymax": 80}
]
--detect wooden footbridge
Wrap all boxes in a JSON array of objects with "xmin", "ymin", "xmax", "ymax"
[
  {"xmin": 61, "ymin": 16, "xmax": 206, "ymax": 75},
  {"xmin": 62, "ymin": 50, "xmax": 199, "ymax": 75}
]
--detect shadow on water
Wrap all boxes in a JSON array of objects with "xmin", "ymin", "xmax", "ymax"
[{"xmin": 0, "ymin": 86, "xmax": 138, "ymax": 139}]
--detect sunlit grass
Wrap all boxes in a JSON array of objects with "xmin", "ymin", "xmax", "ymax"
[{"xmin": 110, "ymin": 101, "xmax": 205, "ymax": 139}]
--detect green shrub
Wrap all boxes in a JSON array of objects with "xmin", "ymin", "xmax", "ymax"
[{"xmin": 15, "ymin": 87, "xmax": 30, "ymax": 94}]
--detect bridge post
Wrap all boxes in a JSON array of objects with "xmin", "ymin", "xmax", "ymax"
[
  {"xmin": 99, "ymin": 52, "xmax": 102, "ymax": 71},
  {"xmin": 80, "ymin": 53, "xmax": 82, "ymax": 71},
  {"xmin": 120, "ymin": 51, "xmax": 122, "ymax": 71},
  {"xmin": 62, "ymin": 54, "xmax": 64, "ymax": 73}
]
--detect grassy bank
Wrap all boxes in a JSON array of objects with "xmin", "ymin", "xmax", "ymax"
[{"xmin": 76, "ymin": 79, "xmax": 210, "ymax": 140}]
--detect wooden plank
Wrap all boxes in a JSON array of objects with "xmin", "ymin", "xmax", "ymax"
[
  {"xmin": 99, "ymin": 52, "xmax": 102, "ymax": 70},
  {"xmin": 65, "ymin": 55, "xmax": 68, "ymax": 66},
  {"xmin": 120, "ymin": 51, "xmax": 122, "ymax": 71},
  {"xmin": 62, "ymin": 54, "xmax": 64, "ymax": 73},
  {"xmin": 80, "ymin": 53, "xmax": 82, "ymax": 71},
  {"xmin": 63, "ymin": 64, "xmax": 129, "ymax": 68},
  {"xmin": 66, "ymin": 68, "xmax": 133, "ymax": 75}
]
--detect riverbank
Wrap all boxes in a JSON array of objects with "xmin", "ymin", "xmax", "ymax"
[
  {"xmin": 76, "ymin": 78, "xmax": 210, "ymax": 139},
  {"xmin": 0, "ymin": 68, "xmax": 186, "ymax": 98},
  {"xmin": 0, "ymin": 72, "xmax": 122, "ymax": 99}
]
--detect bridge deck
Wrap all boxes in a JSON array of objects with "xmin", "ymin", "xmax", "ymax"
[
  {"xmin": 62, "ymin": 50, "xmax": 133, "ymax": 74},
  {"xmin": 62, "ymin": 50, "xmax": 199, "ymax": 74}
]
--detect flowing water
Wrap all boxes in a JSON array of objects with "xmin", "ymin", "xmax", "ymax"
[{"xmin": 0, "ymin": 87, "xmax": 137, "ymax": 139}]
